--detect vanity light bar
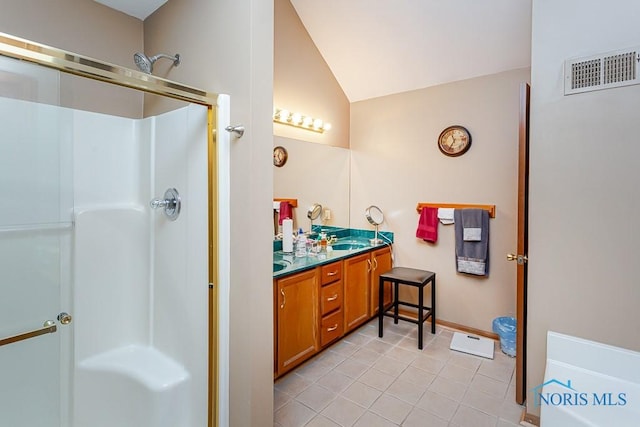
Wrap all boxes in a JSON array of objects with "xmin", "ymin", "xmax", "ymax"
[{"xmin": 273, "ymin": 108, "xmax": 332, "ymax": 133}]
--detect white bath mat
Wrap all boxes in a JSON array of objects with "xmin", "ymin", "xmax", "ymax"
[{"xmin": 450, "ymin": 332, "xmax": 494, "ymax": 359}]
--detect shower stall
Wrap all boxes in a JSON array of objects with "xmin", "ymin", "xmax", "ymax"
[{"xmin": 0, "ymin": 33, "xmax": 226, "ymax": 427}]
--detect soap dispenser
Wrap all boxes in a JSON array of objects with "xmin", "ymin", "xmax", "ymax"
[{"xmin": 320, "ymin": 232, "xmax": 327, "ymax": 252}]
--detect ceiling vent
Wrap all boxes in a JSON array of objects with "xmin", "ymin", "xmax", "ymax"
[{"xmin": 564, "ymin": 47, "xmax": 640, "ymax": 95}]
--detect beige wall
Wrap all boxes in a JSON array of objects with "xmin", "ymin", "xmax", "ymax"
[
  {"xmin": 350, "ymin": 68, "xmax": 530, "ymax": 333},
  {"xmin": 527, "ymin": 0, "xmax": 640, "ymax": 415},
  {"xmin": 0, "ymin": 0, "xmax": 142, "ymax": 64},
  {"xmin": 144, "ymin": 1, "xmax": 275, "ymax": 425},
  {"xmin": 0, "ymin": 0, "xmax": 144, "ymax": 118},
  {"xmin": 2, "ymin": 0, "xmax": 275, "ymax": 425},
  {"xmin": 274, "ymin": 0, "xmax": 350, "ymax": 148}
]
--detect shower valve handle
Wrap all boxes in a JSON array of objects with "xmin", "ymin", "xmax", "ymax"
[
  {"xmin": 150, "ymin": 198, "xmax": 177, "ymax": 209},
  {"xmin": 150, "ymin": 188, "xmax": 181, "ymax": 221},
  {"xmin": 150, "ymin": 198, "xmax": 169, "ymax": 209}
]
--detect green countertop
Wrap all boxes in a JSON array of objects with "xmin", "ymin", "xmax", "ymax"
[{"xmin": 273, "ymin": 227, "xmax": 393, "ymax": 279}]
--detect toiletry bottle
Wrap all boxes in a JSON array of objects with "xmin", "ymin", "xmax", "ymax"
[{"xmin": 295, "ymin": 228, "xmax": 307, "ymax": 257}]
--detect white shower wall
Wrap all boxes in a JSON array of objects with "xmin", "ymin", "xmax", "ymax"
[
  {"xmin": 72, "ymin": 104, "xmax": 208, "ymax": 427},
  {"xmin": 73, "ymin": 112, "xmax": 150, "ymax": 361}
]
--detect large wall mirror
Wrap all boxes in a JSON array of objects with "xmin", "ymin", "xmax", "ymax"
[{"xmin": 273, "ymin": 136, "xmax": 350, "ymax": 236}]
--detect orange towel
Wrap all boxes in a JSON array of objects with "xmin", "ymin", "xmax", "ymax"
[{"xmin": 416, "ymin": 206, "xmax": 438, "ymax": 243}]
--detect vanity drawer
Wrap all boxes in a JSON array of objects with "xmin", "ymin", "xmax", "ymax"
[
  {"xmin": 321, "ymin": 309, "xmax": 343, "ymax": 347},
  {"xmin": 321, "ymin": 281, "xmax": 342, "ymax": 315},
  {"xmin": 321, "ymin": 261, "xmax": 342, "ymax": 285}
]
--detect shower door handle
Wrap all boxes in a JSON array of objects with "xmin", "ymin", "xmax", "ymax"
[
  {"xmin": 57, "ymin": 312, "xmax": 73, "ymax": 325},
  {"xmin": 0, "ymin": 320, "xmax": 57, "ymax": 348}
]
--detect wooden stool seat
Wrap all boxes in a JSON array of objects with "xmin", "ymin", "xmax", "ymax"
[{"xmin": 378, "ymin": 267, "xmax": 436, "ymax": 349}]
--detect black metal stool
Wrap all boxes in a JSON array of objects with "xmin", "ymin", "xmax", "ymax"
[{"xmin": 378, "ymin": 267, "xmax": 436, "ymax": 349}]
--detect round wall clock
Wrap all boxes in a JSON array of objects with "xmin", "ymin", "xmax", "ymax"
[
  {"xmin": 438, "ymin": 125, "xmax": 472, "ymax": 157},
  {"xmin": 273, "ymin": 146, "xmax": 288, "ymax": 167}
]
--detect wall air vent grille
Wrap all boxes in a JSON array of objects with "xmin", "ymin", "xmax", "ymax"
[
  {"xmin": 603, "ymin": 52, "xmax": 636, "ymax": 84},
  {"xmin": 564, "ymin": 47, "xmax": 640, "ymax": 95},
  {"xmin": 571, "ymin": 59, "xmax": 601, "ymax": 90}
]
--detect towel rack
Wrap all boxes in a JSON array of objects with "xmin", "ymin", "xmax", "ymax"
[
  {"xmin": 416, "ymin": 203, "xmax": 496, "ymax": 218},
  {"xmin": 274, "ymin": 198, "xmax": 298, "ymax": 207}
]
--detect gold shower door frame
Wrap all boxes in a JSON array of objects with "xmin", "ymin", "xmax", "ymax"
[{"xmin": 0, "ymin": 32, "xmax": 221, "ymax": 427}]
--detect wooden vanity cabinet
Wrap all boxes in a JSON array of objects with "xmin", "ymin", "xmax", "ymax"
[
  {"xmin": 319, "ymin": 261, "xmax": 343, "ymax": 346},
  {"xmin": 275, "ymin": 268, "xmax": 319, "ymax": 376},
  {"xmin": 369, "ymin": 246, "xmax": 393, "ymax": 317},
  {"xmin": 343, "ymin": 247, "xmax": 394, "ymax": 332},
  {"xmin": 274, "ymin": 245, "xmax": 393, "ymax": 377},
  {"xmin": 343, "ymin": 253, "xmax": 371, "ymax": 332}
]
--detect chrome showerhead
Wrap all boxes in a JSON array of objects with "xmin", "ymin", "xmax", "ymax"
[
  {"xmin": 133, "ymin": 52, "xmax": 180, "ymax": 74},
  {"xmin": 133, "ymin": 52, "xmax": 153, "ymax": 73}
]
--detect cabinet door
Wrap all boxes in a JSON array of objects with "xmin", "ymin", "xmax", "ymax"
[
  {"xmin": 276, "ymin": 269, "xmax": 319, "ymax": 375},
  {"xmin": 369, "ymin": 247, "xmax": 393, "ymax": 316},
  {"xmin": 343, "ymin": 253, "xmax": 370, "ymax": 332}
]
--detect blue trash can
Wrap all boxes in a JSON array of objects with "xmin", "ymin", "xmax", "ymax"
[{"xmin": 493, "ymin": 316, "xmax": 516, "ymax": 357}]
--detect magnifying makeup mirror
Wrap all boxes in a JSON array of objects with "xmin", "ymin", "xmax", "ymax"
[
  {"xmin": 365, "ymin": 205, "xmax": 384, "ymax": 245},
  {"xmin": 307, "ymin": 203, "xmax": 322, "ymax": 234}
]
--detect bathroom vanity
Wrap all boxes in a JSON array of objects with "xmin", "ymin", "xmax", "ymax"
[{"xmin": 273, "ymin": 229, "xmax": 393, "ymax": 378}]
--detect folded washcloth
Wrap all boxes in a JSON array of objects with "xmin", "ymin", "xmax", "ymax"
[
  {"xmin": 454, "ymin": 209, "xmax": 489, "ymax": 276},
  {"xmin": 278, "ymin": 201, "xmax": 292, "ymax": 225},
  {"xmin": 464, "ymin": 228, "xmax": 482, "ymax": 241},
  {"xmin": 416, "ymin": 206, "xmax": 438, "ymax": 243},
  {"xmin": 461, "ymin": 209, "xmax": 484, "ymax": 241},
  {"xmin": 437, "ymin": 208, "xmax": 455, "ymax": 225}
]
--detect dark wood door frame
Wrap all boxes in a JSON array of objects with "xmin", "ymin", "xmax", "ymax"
[{"xmin": 515, "ymin": 82, "xmax": 530, "ymax": 405}]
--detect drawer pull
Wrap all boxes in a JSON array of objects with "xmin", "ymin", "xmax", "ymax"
[
  {"xmin": 327, "ymin": 271, "xmax": 338, "ymax": 276},
  {"xmin": 327, "ymin": 324, "xmax": 338, "ymax": 332},
  {"xmin": 367, "ymin": 259, "xmax": 372, "ymax": 273},
  {"xmin": 326, "ymin": 294, "xmax": 339, "ymax": 302},
  {"xmin": 280, "ymin": 288, "xmax": 285, "ymax": 309}
]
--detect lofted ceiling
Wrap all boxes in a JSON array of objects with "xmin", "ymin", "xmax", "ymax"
[
  {"xmin": 93, "ymin": 0, "xmax": 167, "ymax": 20},
  {"xmin": 94, "ymin": 0, "xmax": 531, "ymax": 102},
  {"xmin": 290, "ymin": 0, "xmax": 532, "ymax": 102}
]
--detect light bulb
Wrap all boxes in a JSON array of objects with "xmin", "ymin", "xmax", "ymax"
[
  {"xmin": 313, "ymin": 118, "xmax": 323, "ymax": 129},
  {"xmin": 279, "ymin": 109, "xmax": 289, "ymax": 122},
  {"xmin": 302, "ymin": 116, "xmax": 313, "ymax": 127},
  {"xmin": 322, "ymin": 122, "xmax": 332, "ymax": 131},
  {"xmin": 291, "ymin": 112, "xmax": 302, "ymax": 125}
]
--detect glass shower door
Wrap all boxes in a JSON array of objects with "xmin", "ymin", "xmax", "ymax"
[{"xmin": 0, "ymin": 94, "xmax": 73, "ymax": 427}]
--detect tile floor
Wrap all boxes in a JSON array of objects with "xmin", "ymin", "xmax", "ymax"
[{"xmin": 274, "ymin": 318, "xmax": 523, "ymax": 427}]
